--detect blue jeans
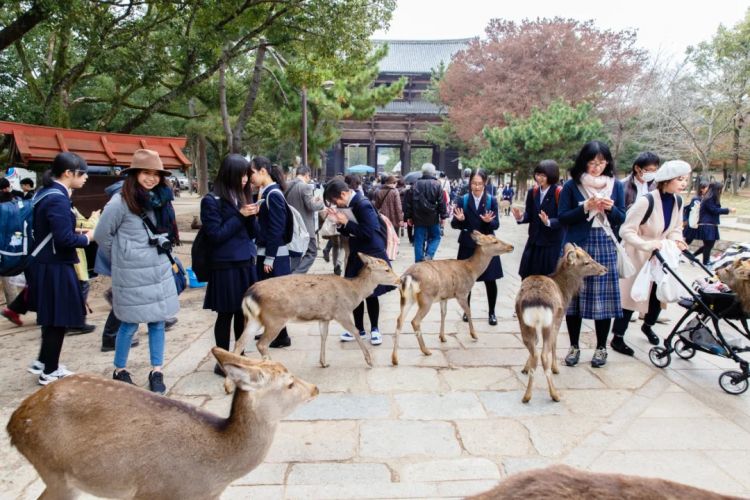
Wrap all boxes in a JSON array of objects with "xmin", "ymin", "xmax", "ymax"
[
  {"xmin": 114, "ymin": 321, "xmax": 165, "ymax": 369},
  {"xmin": 413, "ymin": 224, "xmax": 442, "ymax": 262}
]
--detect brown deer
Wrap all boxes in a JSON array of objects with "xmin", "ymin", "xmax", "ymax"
[
  {"xmin": 6, "ymin": 348, "xmax": 318, "ymax": 500},
  {"xmin": 717, "ymin": 259, "xmax": 750, "ymax": 314},
  {"xmin": 233, "ymin": 253, "xmax": 400, "ymax": 372},
  {"xmin": 392, "ymin": 232, "xmax": 514, "ymax": 365},
  {"xmin": 516, "ymin": 243, "xmax": 607, "ymax": 403},
  {"xmin": 468, "ymin": 464, "xmax": 739, "ymax": 499}
]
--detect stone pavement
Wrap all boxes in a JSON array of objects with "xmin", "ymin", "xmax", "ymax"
[{"xmin": 2, "ymin": 198, "xmax": 750, "ymax": 499}]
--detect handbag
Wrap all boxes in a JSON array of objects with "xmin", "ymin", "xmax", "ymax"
[{"xmin": 139, "ymin": 213, "xmax": 186, "ymax": 295}]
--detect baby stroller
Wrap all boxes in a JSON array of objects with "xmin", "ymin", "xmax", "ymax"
[{"xmin": 647, "ymin": 250, "xmax": 750, "ymax": 395}]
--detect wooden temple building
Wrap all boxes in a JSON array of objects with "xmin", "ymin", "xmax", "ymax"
[{"xmin": 325, "ymin": 39, "xmax": 471, "ymax": 179}]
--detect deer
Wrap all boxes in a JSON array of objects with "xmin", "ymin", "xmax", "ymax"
[
  {"xmin": 232, "ymin": 253, "xmax": 400, "ymax": 377},
  {"xmin": 6, "ymin": 348, "xmax": 318, "ymax": 500},
  {"xmin": 392, "ymin": 231, "xmax": 514, "ymax": 366},
  {"xmin": 516, "ymin": 243, "xmax": 607, "ymax": 403},
  {"xmin": 717, "ymin": 259, "xmax": 750, "ymax": 314},
  {"xmin": 468, "ymin": 464, "xmax": 739, "ymax": 499}
]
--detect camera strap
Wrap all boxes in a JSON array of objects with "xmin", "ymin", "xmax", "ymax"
[{"xmin": 139, "ymin": 212, "xmax": 177, "ymax": 268}]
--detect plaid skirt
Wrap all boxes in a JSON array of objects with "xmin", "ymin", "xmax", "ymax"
[{"xmin": 566, "ymin": 227, "xmax": 623, "ymax": 320}]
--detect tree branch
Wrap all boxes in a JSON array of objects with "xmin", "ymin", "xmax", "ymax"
[{"xmin": 0, "ymin": 1, "xmax": 48, "ymax": 54}]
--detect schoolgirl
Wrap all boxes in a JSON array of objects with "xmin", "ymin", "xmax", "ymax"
[{"xmin": 687, "ymin": 181, "xmax": 736, "ymax": 265}]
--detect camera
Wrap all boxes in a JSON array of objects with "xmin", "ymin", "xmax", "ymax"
[{"xmin": 149, "ymin": 234, "xmax": 172, "ymax": 254}]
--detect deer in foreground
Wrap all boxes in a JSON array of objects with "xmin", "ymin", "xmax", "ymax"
[
  {"xmin": 516, "ymin": 243, "xmax": 607, "ymax": 403},
  {"xmin": 717, "ymin": 259, "xmax": 750, "ymax": 314},
  {"xmin": 392, "ymin": 231, "xmax": 514, "ymax": 365},
  {"xmin": 468, "ymin": 464, "xmax": 738, "ymax": 499},
  {"xmin": 233, "ymin": 253, "xmax": 399, "ymax": 375},
  {"xmin": 6, "ymin": 348, "xmax": 318, "ymax": 500}
]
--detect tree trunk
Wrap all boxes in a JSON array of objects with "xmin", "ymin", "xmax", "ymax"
[
  {"xmin": 231, "ymin": 41, "xmax": 267, "ymax": 154},
  {"xmin": 732, "ymin": 111, "xmax": 743, "ymax": 195},
  {"xmin": 196, "ymin": 134, "xmax": 209, "ymax": 196},
  {"xmin": 219, "ymin": 58, "xmax": 233, "ymax": 153}
]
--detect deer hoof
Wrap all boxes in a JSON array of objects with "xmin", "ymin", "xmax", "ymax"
[
  {"xmin": 391, "ymin": 353, "xmax": 399, "ymax": 366},
  {"xmin": 439, "ymin": 335, "xmax": 447, "ymax": 343},
  {"xmin": 550, "ymin": 391, "xmax": 561, "ymax": 402},
  {"xmin": 521, "ymin": 367, "xmax": 528, "ymax": 375},
  {"xmin": 552, "ymin": 367, "xmax": 560, "ymax": 375},
  {"xmin": 522, "ymin": 394, "xmax": 531, "ymax": 404},
  {"xmin": 223, "ymin": 378, "xmax": 234, "ymax": 394},
  {"xmin": 320, "ymin": 362, "xmax": 330, "ymax": 368}
]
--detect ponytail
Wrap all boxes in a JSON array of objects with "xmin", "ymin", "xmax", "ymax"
[
  {"xmin": 43, "ymin": 152, "xmax": 88, "ymax": 187},
  {"xmin": 251, "ymin": 156, "xmax": 286, "ymax": 191}
]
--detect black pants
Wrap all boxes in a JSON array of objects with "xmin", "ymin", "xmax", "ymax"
[
  {"xmin": 467, "ymin": 281, "xmax": 498, "ymax": 315},
  {"xmin": 566, "ymin": 315, "xmax": 612, "ymax": 350},
  {"xmin": 688, "ymin": 239, "xmax": 716, "ymax": 265},
  {"xmin": 214, "ymin": 310, "xmax": 244, "ymax": 351},
  {"xmin": 612, "ymin": 285, "xmax": 661, "ymax": 336},
  {"xmin": 38, "ymin": 326, "xmax": 66, "ymax": 374},
  {"xmin": 102, "ymin": 309, "xmax": 121, "ymax": 346},
  {"xmin": 8, "ymin": 285, "xmax": 29, "ymax": 314},
  {"xmin": 354, "ymin": 296, "xmax": 380, "ymax": 332}
]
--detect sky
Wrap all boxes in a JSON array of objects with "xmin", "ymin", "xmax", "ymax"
[{"xmin": 373, "ymin": 0, "xmax": 750, "ymax": 60}]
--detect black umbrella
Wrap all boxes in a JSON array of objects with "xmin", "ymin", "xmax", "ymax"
[{"xmin": 403, "ymin": 171, "xmax": 423, "ymax": 184}]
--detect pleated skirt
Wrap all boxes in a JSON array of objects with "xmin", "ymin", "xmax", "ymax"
[{"xmin": 28, "ymin": 263, "xmax": 86, "ymax": 327}]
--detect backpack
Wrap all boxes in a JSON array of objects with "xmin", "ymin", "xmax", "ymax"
[
  {"xmin": 639, "ymin": 192, "xmax": 683, "ymax": 227},
  {"xmin": 462, "ymin": 193, "xmax": 493, "ymax": 212},
  {"xmin": 532, "ymin": 185, "xmax": 562, "ymax": 206},
  {"xmin": 379, "ymin": 214, "xmax": 399, "ymax": 260},
  {"xmin": 269, "ymin": 189, "xmax": 309, "ymax": 255},
  {"xmin": 0, "ymin": 190, "xmax": 66, "ymax": 276},
  {"xmin": 411, "ymin": 180, "xmax": 440, "ymax": 218},
  {"xmin": 688, "ymin": 200, "xmax": 701, "ymax": 229}
]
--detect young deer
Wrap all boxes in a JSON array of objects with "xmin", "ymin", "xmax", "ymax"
[
  {"xmin": 468, "ymin": 464, "xmax": 738, "ymax": 499},
  {"xmin": 392, "ymin": 231, "xmax": 514, "ymax": 365},
  {"xmin": 233, "ymin": 253, "xmax": 400, "ymax": 372},
  {"xmin": 516, "ymin": 243, "xmax": 607, "ymax": 403},
  {"xmin": 6, "ymin": 348, "xmax": 318, "ymax": 500},
  {"xmin": 717, "ymin": 259, "xmax": 750, "ymax": 314}
]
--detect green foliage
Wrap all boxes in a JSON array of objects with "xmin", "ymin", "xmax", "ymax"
[{"xmin": 477, "ymin": 100, "xmax": 605, "ymax": 175}]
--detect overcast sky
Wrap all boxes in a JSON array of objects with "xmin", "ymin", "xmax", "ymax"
[{"xmin": 373, "ymin": 0, "xmax": 749, "ymax": 60}]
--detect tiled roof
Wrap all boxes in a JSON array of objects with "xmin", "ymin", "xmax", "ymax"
[
  {"xmin": 373, "ymin": 39, "xmax": 472, "ymax": 74},
  {"xmin": 377, "ymin": 100, "xmax": 444, "ymax": 115}
]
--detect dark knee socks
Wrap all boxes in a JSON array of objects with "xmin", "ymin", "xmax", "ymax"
[
  {"xmin": 354, "ymin": 297, "xmax": 380, "ymax": 332},
  {"xmin": 595, "ymin": 319, "xmax": 611, "ymax": 349},
  {"xmin": 566, "ymin": 316, "xmax": 611, "ymax": 349},
  {"xmin": 485, "ymin": 281, "xmax": 497, "ymax": 315},
  {"xmin": 214, "ymin": 311, "xmax": 245, "ymax": 350},
  {"xmin": 39, "ymin": 326, "xmax": 66, "ymax": 374},
  {"xmin": 566, "ymin": 315, "xmax": 582, "ymax": 348}
]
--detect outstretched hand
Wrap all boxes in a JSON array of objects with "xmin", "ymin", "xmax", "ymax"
[
  {"xmin": 480, "ymin": 211, "xmax": 496, "ymax": 223},
  {"xmin": 453, "ymin": 207, "xmax": 465, "ymax": 221}
]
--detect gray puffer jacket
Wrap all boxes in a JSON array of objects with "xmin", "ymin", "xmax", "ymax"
[{"xmin": 94, "ymin": 193, "xmax": 179, "ymax": 323}]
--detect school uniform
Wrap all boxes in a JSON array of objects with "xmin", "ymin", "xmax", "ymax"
[
  {"xmin": 339, "ymin": 192, "xmax": 393, "ymax": 297},
  {"xmin": 200, "ymin": 194, "xmax": 258, "ymax": 313},
  {"xmin": 450, "ymin": 192, "xmax": 502, "ymax": 281},
  {"xmin": 256, "ymin": 183, "xmax": 291, "ymax": 278},
  {"xmin": 558, "ymin": 179, "xmax": 625, "ymax": 320},
  {"xmin": 695, "ymin": 197, "xmax": 729, "ymax": 242},
  {"xmin": 517, "ymin": 186, "xmax": 564, "ymax": 278},
  {"xmin": 28, "ymin": 182, "xmax": 89, "ymax": 327}
]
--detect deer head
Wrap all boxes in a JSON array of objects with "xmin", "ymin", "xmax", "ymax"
[
  {"xmin": 470, "ymin": 231, "xmax": 514, "ymax": 256},
  {"xmin": 717, "ymin": 259, "xmax": 750, "ymax": 285},
  {"xmin": 213, "ymin": 348, "xmax": 318, "ymax": 421},
  {"xmin": 560, "ymin": 243, "xmax": 607, "ymax": 277},
  {"xmin": 358, "ymin": 252, "xmax": 401, "ymax": 286}
]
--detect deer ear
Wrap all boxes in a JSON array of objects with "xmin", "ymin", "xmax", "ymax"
[
  {"xmin": 566, "ymin": 248, "xmax": 577, "ymax": 264},
  {"xmin": 563, "ymin": 243, "xmax": 576, "ymax": 254},
  {"xmin": 471, "ymin": 231, "xmax": 484, "ymax": 244},
  {"xmin": 223, "ymin": 364, "xmax": 269, "ymax": 392},
  {"xmin": 358, "ymin": 252, "xmax": 372, "ymax": 264}
]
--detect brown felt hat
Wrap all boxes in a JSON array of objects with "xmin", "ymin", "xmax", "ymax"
[{"xmin": 120, "ymin": 149, "xmax": 168, "ymax": 176}]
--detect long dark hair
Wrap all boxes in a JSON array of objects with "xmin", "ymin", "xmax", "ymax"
[
  {"xmin": 569, "ymin": 141, "xmax": 615, "ymax": 182},
  {"xmin": 704, "ymin": 181, "xmax": 724, "ymax": 205},
  {"xmin": 214, "ymin": 154, "xmax": 251, "ymax": 206},
  {"xmin": 250, "ymin": 156, "xmax": 285, "ymax": 191},
  {"xmin": 121, "ymin": 170, "xmax": 170, "ymax": 215},
  {"xmin": 43, "ymin": 152, "xmax": 88, "ymax": 188}
]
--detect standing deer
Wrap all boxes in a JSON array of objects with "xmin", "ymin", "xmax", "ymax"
[
  {"xmin": 6, "ymin": 348, "xmax": 318, "ymax": 500},
  {"xmin": 516, "ymin": 243, "xmax": 607, "ymax": 403},
  {"xmin": 233, "ymin": 253, "xmax": 400, "ymax": 372},
  {"xmin": 392, "ymin": 232, "xmax": 514, "ymax": 365}
]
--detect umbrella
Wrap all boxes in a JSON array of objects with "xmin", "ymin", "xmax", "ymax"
[
  {"xmin": 403, "ymin": 171, "xmax": 423, "ymax": 184},
  {"xmin": 347, "ymin": 164, "xmax": 375, "ymax": 174}
]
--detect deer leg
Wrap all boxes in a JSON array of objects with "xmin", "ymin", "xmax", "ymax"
[
  {"xmin": 551, "ymin": 315, "xmax": 563, "ymax": 375},
  {"xmin": 541, "ymin": 328, "xmax": 560, "ymax": 402},
  {"xmin": 521, "ymin": 325, "xmax": 538, "ymax": 404},
  {"xmin": 319, "ymin": 321, "xmax": 330, "ymax": 368},
  {"xmin": 410, "ymin": 296, "xmax": 435, "ymax": 358},
  {"xmin": 37, "ymin": 469, "xmax": 75, "ymax": 500},
  {"xmin": 256, "ymin": 319, "xmax": 287, "ymax": 361},
  {"xmin": 456, "ymin": 295, "xmax": 477, "ymax": 340},
  {"xmin": 337, "ymin": 314, "xmax": 372, "ymax": 367},
  {"xmin": 439, "ymin": 300, "xmax": 448, "ymax": 343},
  {"xmin": 233, "ymin": 316, "xmax": 263, "ymax": 356},
  {"xmin": 393, "ymin": 290, "xmax": 416, "ymax": 366}
]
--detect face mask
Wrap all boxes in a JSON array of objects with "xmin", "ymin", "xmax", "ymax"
[{"xmin": 642, "ymin": 172, "xmax": 656, "ymax": 183}]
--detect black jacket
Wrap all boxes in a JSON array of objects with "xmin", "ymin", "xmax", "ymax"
[{"xmin": 404, "ymin": 175, "xmax": 447, "ymax": 226}]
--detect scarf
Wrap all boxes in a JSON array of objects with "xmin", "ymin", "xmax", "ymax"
[
  {"xmin": 135, "ymin": 184, "xmax": 180, "ymax": 245},
  {"xmin": 580, "ymin": 174, "xmax": 614, "ymax": 221}
]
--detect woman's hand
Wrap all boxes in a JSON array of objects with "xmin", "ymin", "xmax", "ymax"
[
  {"xmin": 583, "ymin": 198, "xmax": 597, "ymax": 212},
  {"xmin": 82, "ymin": 229, "xmax": 94, "ymax": 243},
  {"xmin": 599, "ymin": 198, "xmax": 614, "ymax": 211},
  {"xmin": 264, "ymin": 264, "xmax": 273, "ymax": 274},
  {"xmin": 729, "ymin": 207, "xmax": 737, "ymax": 214},
  {"xmin": 539, "ymin": 210, "xmax": 549, "ymax": 226},
  {"xmin": 453, "ymin": 206, "xmax": 465, "ymax": 221},
  {"xmin": 676, "ymin": 240, "xmax": 688, "ymax": 251},
  {"xmin": 511, "ymin": 207, "xmax": 523, "ymax": 221},
  {"xmin": 326, "ymin": 207, "xmax": 348, "ymax": 225},
  {"xmin": 240, "ymin": 204, "xmax": 259, "ymax": 217},
  {"xmin": 479, "ymin": 211, "xmax": 496, "ymax": 223},
  {"xmin": 651, "ymin": 240, "xmax": 664, "ymax": 251}
]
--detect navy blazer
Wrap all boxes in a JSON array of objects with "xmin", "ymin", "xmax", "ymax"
[
  {"xmin": 255, "ymin": 184, "xmax": 287, "ymax": 259},
  {"xmin": 200, "ymin": 194, "xmax": 257, "ymax": 263},
  {"xmin": 33, "ymin": 183, "xmax": 89, "ymax": 264},
  {"xmin": 517, "ymin": 187, "xmax": 563, "ymax": 247},
  {"xmin": 698, "ymin": 197, "xmax": 729, "ymax": 225},
  {"xmin": 339, "ymin": 192, "xmax": 388, "ymax": 259},
  {"xmin": 558, "ymin": 178, "xmax": 625, "ymax": 246},
  {"xmin": 450, "ymin": 192, "xmax": 500, "ymax": 249}
]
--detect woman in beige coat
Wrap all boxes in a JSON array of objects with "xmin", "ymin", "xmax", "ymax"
[{"xmin": 610, "ymin": 160, "xmax": 691, "ymax": 356}]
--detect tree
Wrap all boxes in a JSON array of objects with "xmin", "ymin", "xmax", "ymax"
[{"xmin": 439, "ymin": 18, "xmax": 646, "ymax": 146}]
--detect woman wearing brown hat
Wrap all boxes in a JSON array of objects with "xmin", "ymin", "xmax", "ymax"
[{"xmin": 94, "ymin": 149, "xmax": 179, "ymax": 394}]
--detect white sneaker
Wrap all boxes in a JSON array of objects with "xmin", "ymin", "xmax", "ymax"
[
  {"xmin": 38, "ymin": 367, "xmax": 75, "ymax": 386},
  {"xmin": 370, "ymin": 329, "xmax": 382, "ymax": 346},
  {"xmin": 340, "ymin": 330, "xmax": 366, "ymax": 342},
  {"xmin": 28, "ymin": 361, "xmax": 70, "ymax": 376}
]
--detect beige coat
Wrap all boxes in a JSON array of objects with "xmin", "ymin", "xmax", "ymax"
[{"xmin": 618, "ymin": 193, "xmax": 685, "ymax": 312}]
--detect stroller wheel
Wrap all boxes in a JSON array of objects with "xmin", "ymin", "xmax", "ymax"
[
  {"xmin": 719, "ymin": 371, "xmax": 749, "ymax": 395},
  {"xmin": 674, "ymin": 339, "xmax": 696, "ymax": 360},
  {"xmin": 649, "ymin": 347, "xmax": 671, "ymax": 368}
]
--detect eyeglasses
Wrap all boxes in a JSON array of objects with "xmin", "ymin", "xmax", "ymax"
[{"xmin": 587, "ymin": 159, "xmax": 607, "ymax": 167}]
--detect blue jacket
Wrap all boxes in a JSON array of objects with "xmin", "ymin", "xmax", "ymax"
[
  {"xmin": 450, "ymin": 192, "xmax": 499, "ymax": 249},
  {"xmin": 200, "ymin": 194, "xmax": 257, "ymax": 263},
  {"xmin": 501, "ymin": 186, "xmax": 514, "ymax": 200},
  {"xmin": 256, "ymin": 183, "xmax": 288, "ymax": 260},
  {"xmin": 698, "ymin": 197, "xmax": 729, "ymax": 225},
  {"xmin": 517, "ymin": 186, "xmax": 564, "ymax": 247},
  {"xmin": 33, "ymin": 183, "xmax": 89, "ymax": 264},
  {"xmin": 558, "ymin": 179, "xmax": 625, "ymax": 246},
  {"xmin": 340, "ymin": 192, "xmax": 388, "ymax": 260}
]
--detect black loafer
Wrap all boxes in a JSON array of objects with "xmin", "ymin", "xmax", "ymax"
[
  {"xmin": 642, "ymin": 325, "xmax": 660, "ymax": 345},
  {"xmin": 270, "ymin": 334, "xmax": 291, "ymax": 348},
  {"xmin": 67, "ymin": 324, "xmax": 96, "ymax": 335},
  {"xmin": 610, "ymin": 335, "xmax": 634, "ymax": 356},
  {"xmin": 488, "ymin": 314, "xmax": 497, "ymax": 326}
]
